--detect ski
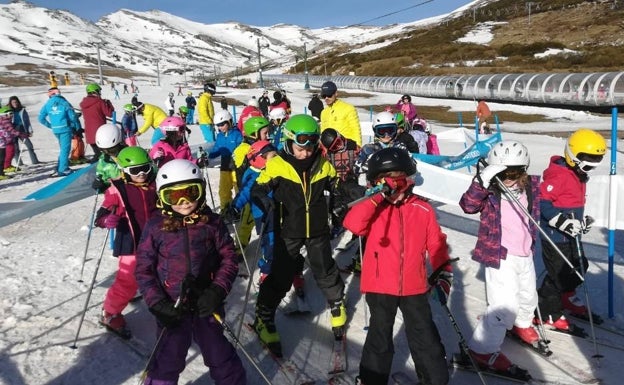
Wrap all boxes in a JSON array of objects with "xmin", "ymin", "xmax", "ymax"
[
  {"xmin": 567, "ymin": 311, "xmax": 604, "ymax": 325},
  {"xmin": 328, "ymin": 330, "xmax": 347, "ymax": 375},
  {"xmin": 451, "ymin": 352, "xmax": 533, "ymax": 384},
  {"xmin": 244, "ymin": 323, "xmax": 315, "ymax": 385},
  {"xmin": 391, "ymin": 371, "xmax": 421, "ymax": 385},
  {"xmin": 506, "ymin": 331, "xmax": 600, "ymax": 384},
  {"xmin": 327, "ymin": 372, "xmax": 353, "ymax": 385},
  {"xmin": 571, "ymin": 314, "xmax": 624, "ymax": 337},
  {"xmin": 545, "ymin": 323, "xmax": 624, "ymax": 352}
]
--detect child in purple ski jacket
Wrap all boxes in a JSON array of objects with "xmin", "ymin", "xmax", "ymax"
[{"xmin": 135, "ymin": 159, "xmax": 245, "ymax": 385}]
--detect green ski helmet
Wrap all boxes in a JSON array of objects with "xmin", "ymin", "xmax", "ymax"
[
  {"xmin": 395, "ymin": 112, "xmax": 406, "ymax": 129},
  {"xmin": 116, "ymin": 146, "xmax": 151, "ymax": 168},
  {"xmin": 283, "ymin": 114, "xmax": 319, "ymax": 146},
  {"xmin": 0, "ymin": 106, "xmax": 13, "ymax": 116},
  {"xmin": 179, "ymin": 105, "xmax": 189, "ymax": 114},
  {"xmin": 244, "ymin": 116, "xmax": 270, "ymax": 138},
  {"xmin": 86, "ymin": 83, "xmax": 101, "ymax": 94},
  {"xmin": 123, "ymin": 103, "xmax": 136, "ymax": 112}
]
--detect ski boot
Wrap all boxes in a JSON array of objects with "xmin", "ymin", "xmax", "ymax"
[
  {"xmin": 293, "ymin": 274, "xmax": 305, "ymax": 298},
  {"xmin": 253, "ymin": 304, "xmax": 282, "ymax": 357},
  {"xmin": 329, "ymin": 298, "xmax": 347, "ymax": 339},
  {"xmin": 100, "ymin": 310, "xmax": 131, "ymax": 339},
  {"xmin": 511, "ymin": 325, "xmax": 539, "ymax": 345},
  {"xmin": 465, "ymin": 349, "xmax": 531, "ymax": 381}
]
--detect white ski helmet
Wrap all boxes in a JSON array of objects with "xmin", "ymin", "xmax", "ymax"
[
  {"xmin": 372, "ymin": 111, "xmax": 396, "ymax": 128},
  {"xmin": 247, "ymin": 97, "xmax": 259, "ymax": 108},
  {"xmin": 156, "ymin": 159, "xmax": 203, "ymax": 191},
  {"xmin": 487, "ymin": 140, "xmax": 530, "ymax": 167},
  {"xmin": 95, "ymin": 124, "xmax": 122, "ymax": 149},
  {"xmin": 214, "ymin": 110, "xmax": 232, "ymax": 126},
  {"xmin": 269, "ymin": 107, "xmax": 287, "ymax": 121}
]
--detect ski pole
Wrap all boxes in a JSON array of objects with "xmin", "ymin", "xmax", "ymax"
[
  {"xmin": 428, "ymin": 258, "xmax": 487, "ymax": 385},
  {"xmin": 230, "ymin": 216, "xmax": 252, "ymax": 277},
  {"xmin": 236, "ymin": 216, "xmax": 268, "ymax": 342},
  {"xmin": 198, "ymin": 146, "xmax": 216, "ymax": 210},
  {"xmin": 359, "ymin": 236, "xmax": 369, "ymax": 331},
  {"xmin": 15, "ymin": 138, "xmax": 25, "ymax": 171},
  {"xmin": 214, "ymin": 313, "xmax": 273, "ymax": 385},
  {"xmin": 138, "ymin": 278, "xmax": 193, "ymax": 384},
  {"xmin": 571, "ymin": 213, "xmax": 603, "ymax": 363},
  {"xmin": 78, "ymin": 192, "xmax": 99, "ymax": 282},
  {"xmin": 70, "ymin": 228, "xmax": 111, "ymax": 349},
  {"xmin": 481, "ymin": 159, "xmax": 584, "ymax": 282}
]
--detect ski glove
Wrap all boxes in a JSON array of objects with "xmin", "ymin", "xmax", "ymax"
[
  {"xmin": 476, "ymin": 164, "xmax": 507, "ymax": 189},
  {"xmin": 222, "ymin": 204, "xmax": 241, "ymax": 223},
  {"xmin": 196, "ymin": 154, "xmax": 209, "ymax": 168},
  {"xmin": 197, "ymin": 285, "xmax": 226, "ymax": 318},
  {"xmin": 432, "ymin": 271, "xmax": 453, "ymax": 306},
  {"xmin": 149, "ymin": 299, "xmax": 183, "ymax": 328},
  {"xmin": 548, "ymin": 213, "xmax": 582, "ymax": 237},
  {"xmin": 92, "ymin": 177, "xmax": 107, "ymax": 193},
  {"xmin": 582, "ymin": 215, "xmax": 595, "ymax": 234},
  {"xmin": 103, "ymin": 213, "xmax": 121, "ymax": 229}
]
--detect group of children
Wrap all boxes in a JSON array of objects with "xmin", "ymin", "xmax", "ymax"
[{"xmin": 31, "ymin": 81, "xmax": 604, "ymax": 385}]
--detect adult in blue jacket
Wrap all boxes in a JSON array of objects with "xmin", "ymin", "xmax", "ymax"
[{"xmin": 38, "ymin": 88, "xmax": 81, "ymax": 177}]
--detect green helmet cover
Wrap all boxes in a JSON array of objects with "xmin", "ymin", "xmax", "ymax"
[
  {"xmin": 243, "ymin": 116, "xmax": 269, "ymax": 137},
  {"xmin": 116, "ymin": 146, "xmax": 150, "ymax": 168},
  {"xmin": 0, "ymin": 106, "xmax": 12, "ymax": 115},
  {"xmin": 394, "ymin": 112, "xmax": 405, "ymax": 127},
  {"xmin": 284, "ymin": 114, "xmax": 319, "ymax": 138},
  {"xmin": 86, "ymin": 83, "xmax": 101, "ymax": 94},
  {"xmin": 179, "ymin": 106, "xmax": 189, "ymax": 114},
  {"xmin": 123, "ymin": 103, "xmax": 136, "ymax": 112}
]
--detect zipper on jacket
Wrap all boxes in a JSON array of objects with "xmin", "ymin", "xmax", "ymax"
[
  {"xmin": 374, "ymin": 252, "xmax": 379, "ymax": 278},
  {"xmin": 398, "ymin": 206, "xmax": 405, "ymax": 296}
]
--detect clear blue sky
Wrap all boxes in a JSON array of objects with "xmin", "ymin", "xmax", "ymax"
[{"xmin": 3, "ymin": 0, "xmax": 473, "ymax": 28}]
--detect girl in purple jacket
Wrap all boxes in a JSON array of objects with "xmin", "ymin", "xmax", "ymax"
[
  {"xmin": 135, "ymin": 159, "xmax": 245, "ymax": 385},
  {"xmin": 459, "ymin": 140, "xmax": 541, "ymax": 378}
]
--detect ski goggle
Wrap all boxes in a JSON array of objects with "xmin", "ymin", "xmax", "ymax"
[
  {"xmin": 326, "ymin": 135, "xmax": 345, "ymax": 153},
  {"xmin": 123, "ymin": 163, "xmax": 152, "ymax": 177},
  {"xmin": 575, "ymin": 153, "xmax": 603, "ymax": 172},
  {"xmin": 498, "ymin": 166, "xmax": 527, "ymax": 181},
  {"xmin": 292, "ymin": 133, "xmax": 319, "ymax": 147},
  {"xmin": 159, "ymin": 182, "xmax": 204, "ymax": 205},
  {"xmin": 373, "ymin": 124, "xmax": 397, "ymax": 138}
]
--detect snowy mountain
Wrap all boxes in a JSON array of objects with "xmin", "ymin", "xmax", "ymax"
[{"xmin": 0, "ymin": 0, "xmax": 461, "ymax": 83}]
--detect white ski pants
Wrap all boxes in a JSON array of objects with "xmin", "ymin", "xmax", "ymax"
[{"xmin": 468, "ymin": 253, "xmax": 538, "ymax": 354}]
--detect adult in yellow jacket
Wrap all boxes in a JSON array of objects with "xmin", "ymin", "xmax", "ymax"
[
  {"xmin": 198, "ymin": 82, "xmax": 216, "ymax": 143},
  {"xmin": 319, "ymin": 81, "xmax": 362, "ymax": 146},
  {"xmin": 134, "ymin": 102, "xmax": 167, "ymax": 145}
]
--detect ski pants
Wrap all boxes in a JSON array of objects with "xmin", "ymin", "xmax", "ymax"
[
  {"xmin": 218, "ymin": 171, "xmax": 235, "ymax": 211},
  {"xmin": 538, "ymin": 240, "xmax": 587, "ymax": 319},
  {"xmin": 186, "ymin": 108, "xmax": 195, "ymax": 125},
  {"xmin": 360, "ymin": 293, "xmax": 449, "ymax": 385},
  {"xmin": 150, "ymin": 129, "xmax": 164, "ymax": 145},
  {"xmin": 235, "ymin": 203, "xmax": 255, "ymax": 251},
  {"xmin": 468, "ymin": 253, "xmax": 538, "ymax": 355},
  {"xmin": 103, "ymin": 254, "xmax": 138, "ymax": 315},
  {"xmin": 145, "ymin": 314, "xmax": 246, "ymax": 385},
  {"xmin": 257, "ymin": 234, "xmax": 344, "ymax": 310},
  {"xmin": 14, "ymin": 136, "xmax": 39, "ymax": 165},
  {"xmin": 3, "ymin": 142, "xmax": 15, "ymax": 169},
  {"xmin": 199, "ymin": 124, "xmax": 215, "ymax": 143},
  {"xmin": 54, "ymin": 131, "xmax": 72, "ymax": 173}
]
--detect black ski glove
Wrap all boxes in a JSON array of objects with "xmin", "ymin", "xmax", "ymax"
[
  {"xmin": 92, "ymin": 177, "xmax": 107, "ymax": 193},
  {"xmin": 197, "ymin": 285, "xmax": 226, "ymax": 318},
  {"xmin": 149, "ymin": 299, "xmax": 183, "ymax": 328}
]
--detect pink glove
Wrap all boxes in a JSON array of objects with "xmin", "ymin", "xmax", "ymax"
[
  {"xmin": 104, "ymin": 214, "xmax": 121, "ymax": 229},
  {"xmin": 153, "ymin": 149, "xmax": 164, "ymax": 159}
]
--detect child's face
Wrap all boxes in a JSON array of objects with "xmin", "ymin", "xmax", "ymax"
[
  {"xmin": 379, "ymin": 135, "xmax": 394, "ymax": 144},
  {"xmin": 258, "ymin": 127, "xmax": 269, "ymax": 141},
  {"xmin": 217, "ymin": 122, "xmax": 229, "ymax": 133},
  {"xmin": 171, "ymin": 200, "xmax": 199, "ymax": 216},
  {"xmin": 291, "ymin": 143, "xmax": 315, "ymax": 160}
]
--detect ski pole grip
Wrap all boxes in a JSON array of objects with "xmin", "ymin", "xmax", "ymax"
[{"xmin": 427, "ymin": 257, "xmax": 459, "ymax": 286}]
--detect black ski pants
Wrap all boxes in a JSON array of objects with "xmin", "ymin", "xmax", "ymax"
[
  {"xmin": 537, "ymin": 239, "xmax": 587, "ymax": 318},
  {"xmin": 257, "ymin": 234, "xmax": 344, "ymax": 310},
  {"xmin": 360, "ymin": 293, "xmax": 449, "ymax": 385}
]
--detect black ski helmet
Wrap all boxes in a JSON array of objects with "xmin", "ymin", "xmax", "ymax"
[
  {"xmin": 320, "ymin": 128, "xmax": 344, "ymax": 151},
  {"xmin": 366, "ymin": 147, "xmax": 417, "ymax": 182}
]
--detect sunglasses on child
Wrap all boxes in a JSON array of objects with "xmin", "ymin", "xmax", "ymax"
[
  {"xmin": 216, "ymin": 121, "xmax": 228, "ymax": 127},
  {"xmin": 293, "ymin": 133, "xmax": 320, "ymax": 147},
  {"xmin": 373, "ymin": 124, "xmax": 397, "ymax": 138},
  {"xmin": 576, "ymin": 153, "xmax": 603, "ymax": 172},
  {"xmin": 326, "ymin": 135, "xmax": 345, "ymax": 153},
  {"xmin": 498, "ymin": 166, "xmax": 527, "ymax": 181},
  {"xmin": 159, "ymin": 182, "xmax": 204, "ymax": 205},
  {"xmin": 123, "ymin": 163, "xmax": 152, "ymax": 177}
]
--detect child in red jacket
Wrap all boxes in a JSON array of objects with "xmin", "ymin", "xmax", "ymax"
[{"xmin": 343, "ymin": 147, "xmax": 452, "ymax": 385}]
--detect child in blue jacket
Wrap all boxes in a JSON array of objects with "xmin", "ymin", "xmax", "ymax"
[{"xmin": 208, "ymin": 110, "xmax": 242, "ymax": 211}]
